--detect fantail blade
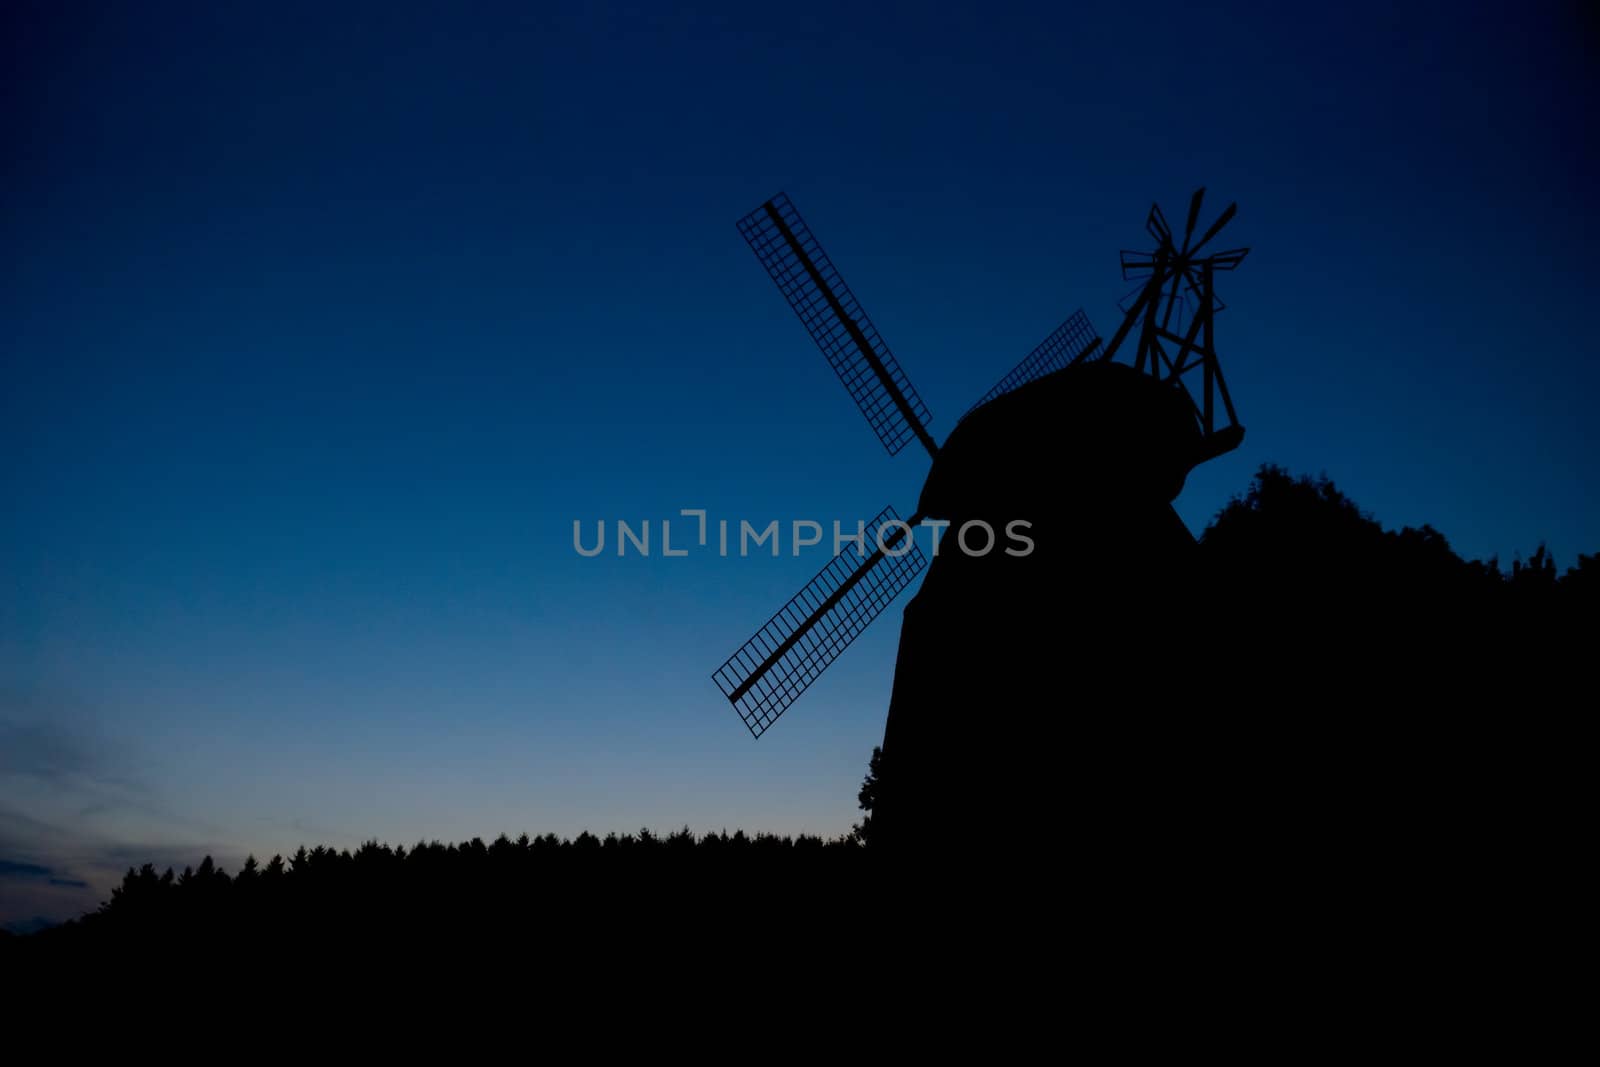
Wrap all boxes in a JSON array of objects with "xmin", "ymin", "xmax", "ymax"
[
  {"xmin": 1192, "ymin": 202, "xmax": 1237, "ymax": 254},
  {"xmin": 1183, "ymin": 188, "xmax": 1205, "ymax": 252}
]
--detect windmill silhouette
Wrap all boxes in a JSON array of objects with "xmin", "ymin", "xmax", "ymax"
[{"xmin": 712, "ymin": 191, "xmax": 1250, "ymax": 750}]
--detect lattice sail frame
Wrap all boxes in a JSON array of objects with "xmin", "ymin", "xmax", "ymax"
[
  {"xmin": 960, "ymin": 309, "xmax": 1103, "ymax": 421},
  {"xmin": 738, "ymin": 194, "xmax": 936, "ymax": 458},
  {"xmin": 712, "ymin": 507, "xmax": 928, "ymax": 738}
]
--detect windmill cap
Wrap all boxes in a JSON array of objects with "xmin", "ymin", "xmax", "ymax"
[{"xmin": 919, "ymin": 362, "xmax": 1209, "ymax": 520}]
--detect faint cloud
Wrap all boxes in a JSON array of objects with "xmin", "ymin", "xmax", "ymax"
[
  {"xmin": 0, "ymin": 858, "xmax": 92, "ymax": 888},
  {"xmin": 0, "ymin": 859, "xmax": 55, "ymax": 879},
  {"xmin": 0, "ymin": 689, "xmax": 147, "ymax": 795},
  {"xmin": 0, "ymin": 691, "xmax": 237, "ymax": 924},
  {"xmin": 0, "ymin": 854, "xmax": 96, "ymax": 917},
  {"xmin": 0, "ymin": 719, "xmax": 102, "ymax": 780}
]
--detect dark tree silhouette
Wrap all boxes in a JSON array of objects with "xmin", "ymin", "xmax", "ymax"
[{"xmin": 854, "ymin": 745, "xmax": 883, "ymax": 845}]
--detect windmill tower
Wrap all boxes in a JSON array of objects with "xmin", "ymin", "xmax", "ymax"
[{"xmin": 713, "ymin": 191, "xmax": 1249, "ymax": 848}]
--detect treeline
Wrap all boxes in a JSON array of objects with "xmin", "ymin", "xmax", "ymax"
[
  {"xmin": 5, "ymin": 830, "xmax": 872, "ymax": 953},
  {"xmin": 1197, "ymin": 464, "xmax": 1593, "ymax": 709},
  {"xmin": 1202, "ymin": 463, "xmax": 1598, "ymax": 602}
]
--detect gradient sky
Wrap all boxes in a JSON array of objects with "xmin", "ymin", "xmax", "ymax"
[{"xmin": 3, "ymin": 0, "xmax": 1595, "ymax": 923}]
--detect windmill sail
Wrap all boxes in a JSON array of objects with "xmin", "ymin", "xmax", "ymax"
[
  {"xmin": 713, "ymin": 507, "xmax": 928, "ymax": 738},
  {"xmin": 737, "ymin": 194, "xmax": 936, "ymax": 459},
  {"xmin": 959, "ymin": 309, "xmax": 1102, "ymax": 422}
]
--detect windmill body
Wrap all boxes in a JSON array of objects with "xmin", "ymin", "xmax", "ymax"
[
  {"xmin": 876, "ymin": 361, "xmax": 1206, "ymax": 852},
  {"xmin": 713, "ymin": 190, "xmax": 1250, "ymax": 852}
]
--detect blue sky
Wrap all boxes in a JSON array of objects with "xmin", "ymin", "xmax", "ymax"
[{"xmin": 2, "ymin": 0, "xmax": 1594, "ymax": 922}]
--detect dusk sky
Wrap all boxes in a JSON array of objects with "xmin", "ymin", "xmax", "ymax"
[{"xmin": 3, "ymin": 0, "xmax": 1594, "ymax": 923}]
